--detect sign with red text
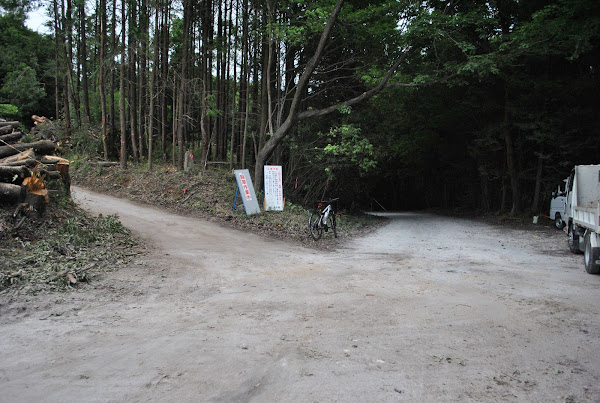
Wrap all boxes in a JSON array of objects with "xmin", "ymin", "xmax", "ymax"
[
  {"xmin": 234, "ymin": 169, "xmax": 261, "ymax": 215},
  {"xmin": 264, "ymin": 165, "xmax": 284, "ymax": 211}
]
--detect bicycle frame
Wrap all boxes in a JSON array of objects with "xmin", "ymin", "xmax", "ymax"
[
  {"xmin": 309, "ymin": 199, "xmax": 339, "ymax": 240},
  {"xmin": 320, "ymin": 203, "xmax": 333, "ymax": 225}
]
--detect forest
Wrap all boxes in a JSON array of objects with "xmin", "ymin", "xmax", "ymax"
[{"xmin": 0, "ymin": 0, "xmax": 598, "ymax": 213}]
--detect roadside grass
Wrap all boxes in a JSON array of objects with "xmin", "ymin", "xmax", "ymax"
[{"xmin": 70, "ymin": 158, "xmax": 385, "ymax": 246}]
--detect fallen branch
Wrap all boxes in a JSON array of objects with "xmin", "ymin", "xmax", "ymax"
[
  {"xmin": 0, "ymin": 165, "xmax": 30, "ymax": 184},
  {"xmin": 41, "ymin": 155, "xmax": 69, "ymax": 165},
  {"xmin": 0, "ymin": 125, "xmax": 15, "ymax": 136},
  {"xmin": 91, "ymin": 161, "xmax": 119, "ymax": 167},
  {"xmin": 53, "ymin": 263, "xmax": 96, "ymax": 285},
  {"xmin": 0, "ymin": 140, "xmax": 57, "ymax": 159},
  {"xmin": 0, "ymin": 182, "xmax": 24, "ymax": 203},
  {"xmin": 0, "ymin": 148, "xmax": 35, "ymax": 164},
  {"xmin": 0, "ymin": 158, "xmax": 37, "ymax": 168},
  {"xmin": 0, "ymin": 132, "xmax": 23, "ymax": 144},
  {"xmin": 0, "ymin": 121, "xmax": 19, "ymax": 129}
]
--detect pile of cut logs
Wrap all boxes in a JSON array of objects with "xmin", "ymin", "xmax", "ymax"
[{"xmin": 0, "ymin": 117, "xmax": 70, "ymax": 218}]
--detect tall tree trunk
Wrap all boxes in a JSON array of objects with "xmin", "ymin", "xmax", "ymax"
[
  {"xmin": 198, "ymin": 0, "xmax": 212, "ymax": 165},
  {"xmin": 119, "ymin": 0, "xmax": 127, "ymax": 169},
  {"xmin": 531, "ymin": 147, "xmax": 544, "ymax": 212},
  {"xmin": 214, "ymin": 1, "xmax": 223, "ymax": 161},
  {"xmin": 480, "ymin": 174, "xmax": 490, "ymax": 211},
  {"xmin": 258, "ymin": 24, "xmax": 269, "ymax": 153},
  {"xmin": 241, "ymin": 70, "xmax": 250, "ymax": 169},
  {"xmin": 53, "ymin": 0, "xmax": 61, "ymax": 121},
  {"xmin": 148, "ymin": 6, "xmax": 160, "ymax": 170},
  {"xmin": 128, "ymin": 0, "xmax": 139, "ymax": 163},
  {"xmin": 251, "ymin": 31, "xmax": 260, "ymax": 165},
  {"xmin": 79, "ymin": 0, "xmax": 91, "ymax": 125},
  {"xmin": 253, "ymin": 0, "xmax": 409, "ymax": 191},
  {"xmin": 172, "ymin": 75, "xmax": 176, "ymax": 167},
  {"xmin": 238, "ymin": 0, "xmax": 249, "ymax": 165},
  {"xmin": 54, "ymin": 0, "xmax": 71, "ymax": 136},
  {"xmin": 265, "ymin": 1, "xmax": 276, "ymax": 143},
  {"xmin": 500, "ymin": 160, "xmax": 507, "ymax": 212},
  {"xmin": 99, "ymin": 0, "xmax": 108, "ymax": 159},
  {"xmin": 200, "ymin": 82, "xmax": 210, "ymax": 166},
  {"xmin": 229, "ymin": 0, "xmax": 240, "ymax": 169},
  {"xmin": 176, "ymin": 0, "xmax": 192, "ymax": 170},
  {"xmin": 137, "ymin": 0, "xmax": 148, "ymax": 159},
  {"xmin": 109, "ymin": 0, "xmax": 117, "ymax": 157},
  {"xmin": 160, "ymin": 0, "xmax": 170, "ymax": 160},
  {"xmin": 63, "ymin": 75, "xmax": 72, "ymax": 136},
  {"xmin": 64, "ymin": 0, "xmax": 81, "ymax": 128},
  {"xmin": 503, "ymin": 86, "xmax": 520, "ymax": 214}
]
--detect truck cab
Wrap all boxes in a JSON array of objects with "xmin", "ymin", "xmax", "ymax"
[{"xmin": 549, "ymin": 180, "xmax": 567, "ymax": 229}]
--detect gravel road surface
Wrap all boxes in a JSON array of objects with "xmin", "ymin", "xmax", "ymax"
[{"xmin": 1, "ymin": 187, "xmax": 599, "ymax": 402}]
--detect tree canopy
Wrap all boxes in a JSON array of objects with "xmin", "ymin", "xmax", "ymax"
[{"xmin": 0, "ymin": 0, "xmax": 597, "ymax": 213}]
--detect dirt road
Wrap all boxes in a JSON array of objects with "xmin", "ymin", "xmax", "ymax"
[{"xmin": 2, "ymin": 187, "xmax": 599, "ymax": 402}]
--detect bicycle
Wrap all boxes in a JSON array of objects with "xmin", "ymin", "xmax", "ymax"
[{"xmin": 308, "ymin": 198, "xmax": 339, "ymax": 240}]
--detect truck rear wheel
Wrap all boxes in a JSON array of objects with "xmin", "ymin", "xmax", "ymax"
[
  {"xmin": 584, "ymin": 234, "xmax": 600, "ymax": 274},
  {"xmin": 568, "ymin": 225, "xmax": 582, "ymax": 254}
]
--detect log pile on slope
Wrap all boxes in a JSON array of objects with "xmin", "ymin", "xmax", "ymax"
[{"xmin": 0, "ymin": 117, "xmax": 70, "ymax": 220}]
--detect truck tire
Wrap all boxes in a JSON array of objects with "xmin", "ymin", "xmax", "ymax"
[
  {"xmin": 568, "ymin": 225, "xmax": 582, "ymax": 254},
  {"xmin": 554, "ymin": 213, "xmax": 565, "ymax": 229},
  {"xmin": 584, "ymin": 234, "xmax": 600, "ymax": 274}
]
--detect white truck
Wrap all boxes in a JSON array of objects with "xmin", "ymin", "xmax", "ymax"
[
  {"xmin": 549, "ymin": 181, "xmax": 567, "ymax": 229},
  {"xmin": 564, "ymin": 165, "xmax": 600, "ymax": 274}
]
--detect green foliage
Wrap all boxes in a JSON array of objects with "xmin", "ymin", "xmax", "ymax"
[
  {"xmin": 203, "ymin": 93, "xmax": 222, "ymax": 118},
  {"xmin": 69, "ymin": 126, "xmax": 103, "ymax": 156},
  {"xmin": 319, "ymin": 125, "xmax": 377, "ymax": 174},
  {"xmin": 2, "ymin": 0, "xmax": 590, "ymax": 216},
  {"xmin": 504, "ymin": 0, "xmax": 600, "ymax": 60},
  {"xmin": 0, "ymin": 0, "xmax": 36, "ymax": 16},
  {"xmin": 337, "ymin": 105, "xmax": 351, "ymax": 115},
  {"xmin": 0, "ymin": 102, "xmax": 19, "ymax": 118},
  {"xmin": 0, "ymin": 63, "xmax": 45, "ymax": 115},
  {"xmin": 346, "ymin": 0, "xmax": 600, "ymax": 211},
  {"xmin": 0, "ymin": 13, "xmax": 54, "ymax": 118},
  {"xmin": 169, "ymin": 17, "xmax": 184, "ymax": 66}
]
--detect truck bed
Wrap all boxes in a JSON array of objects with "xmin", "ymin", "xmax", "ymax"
[
  {"xmin": 575, "ymin": 165, "xmax": 600, "ymax": 208},
  {"xmin": 573, "ymin": 205, "xmax": 600, "ymax": 232}
]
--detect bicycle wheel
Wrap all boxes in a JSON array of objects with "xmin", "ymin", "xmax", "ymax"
[
  {"xmin": 309, "ymin": 212, "xmax": 323, "ymax": 240},
  {"xmin": 329, "ymin": 214, "xmax": 337, "ymax": 238}
]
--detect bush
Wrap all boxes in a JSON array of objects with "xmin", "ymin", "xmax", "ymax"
[{"xmin": 0, "ymin": 103, "xmax": 19, "ymax": 119}]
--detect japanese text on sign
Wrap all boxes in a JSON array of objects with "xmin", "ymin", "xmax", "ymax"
[
  {"xmin": 264, "ymin": 165, "xmax": 284, "ymax": 211},
  {"xmin": 239, "ymin": 173, "xmax": 252, "ymax": 200},
  {"xmin": 233, "ymin": 169, "xmax": 261, "ymax": 216}
]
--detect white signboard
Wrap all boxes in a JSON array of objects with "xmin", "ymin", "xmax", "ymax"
[
  {"xmin": 234, "ymin": 169, "xmax": 261, "ymax": 215},
  {"xmin": 264, "ymin": 165, "xmax": 284, "ymax": 211}
]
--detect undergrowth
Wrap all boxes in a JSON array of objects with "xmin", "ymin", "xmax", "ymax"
[
  {"xmin": 70, "ymin": 160, "xmax": 385, "ymax": 246},
  {"xmin": 0, "ymin": 197, "xmax": 139, "ymax": 293}
]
